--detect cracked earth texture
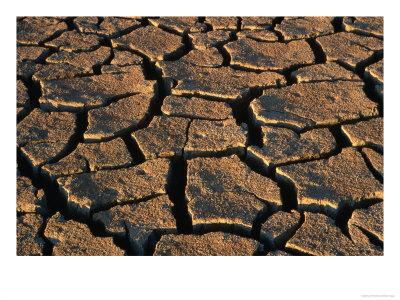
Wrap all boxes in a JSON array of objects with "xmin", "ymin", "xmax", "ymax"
[{"xmin": 16, "ymin": 16, "xmax": 383, "ymax": 256}]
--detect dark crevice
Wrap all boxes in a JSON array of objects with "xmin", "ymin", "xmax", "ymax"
[
  {"xmin": 237, "ymin": 17, "xmax": 242, "ymax": 32},
  {"xmin": 37, "ymin": 29, "xmax": 67, "ymax": 47},
  {"xmin": 121, "ymin": 134, "xmax": 146, "ymax": 165},
  {"xmin": 335, "ymin": 199, "xmax": 383, "ymax": 240},
  {"xmin": 180, "ymin": 32, "xmax": 193, "ymax": 59},
  {"xmin": 282, "ymin": 68, "xmax": 298, "ymax": 86},
  {"xmin": 92, "ymin": 64, "xmax": 102, "ymax": 75},
  {"xmin": 97, "ymin": 17, "xmax": 104, "ymax": 27},
  {"xmin": 140, "ymin": 17, "xmax": 150, "ymax": 26},
  {"xmin": 231, "ymin": 87, "xmax": 264, "ymax": 147},
  {"xmin": 144, "ymin": 231, "xmax": 163, "ymax": 256},
  {"xmin": 216, "ymin": 44, "xmax": 231, "ymax": 66},
  {"xmin": 167, "ymin": 157, "xmax": 193, "ymax": 234},
  {"xmin": 251, "ymin": 204, "xmax": 276, "ymax": 240},
  {"xmin": 332, "ymin": 17, "xmax": 344, "ymax": 33},
  {"xmin": 65, "ymin": 17, "xmax": 76, "ymax": 31},
  {"xmin": 329, "ymin": 124, "xmax": 352, "ymax": 152},
  {"xmin": 359, "ymin": 148, "xmax": 383, "ymax": 183},
  {"xmin": 37, "ymin": 216, "xmax": 53, "ymax": 255},
  {"xmin": 354, "ymin": 51, "xmax": 383, "ymax": 79},
  {"xmin": 357, "ymin": 226, "xmax": 383, "ymax": 249},
  {"xmin": 275, "ymin": 169, "xmax": 298, "ymax": 212},
  {"xmin": 334, "ymin": 203, "xmax": 355, "ymax": 238},
  {"xmin": 270, "ymin": 17, "xmax": 285, "ymax": 43},
  {"xmin": 20, "ymin": 76, "xmax": 41, "ymax": 109},
  {"xmin": 99, "ymin": 36, "xmax": 112, "ymax": 48},
  {"xmin": 306, "ymin": 38, "xmax": 327, "ymax": 64}
]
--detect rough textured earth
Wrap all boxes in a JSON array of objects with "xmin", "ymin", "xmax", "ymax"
[{"xmin": 16, "ymin": 17, "xmax": 383, "ymax": 256}]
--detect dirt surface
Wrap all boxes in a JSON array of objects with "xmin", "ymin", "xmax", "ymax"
[{"xmin": 16, "ymin": 16, "xmax": 383, "ymax": 256}]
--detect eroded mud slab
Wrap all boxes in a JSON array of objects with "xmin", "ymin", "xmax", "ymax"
[
  {"xmin": 276, "ymin": 17, "xmax": 334, "ymax": 40},
  {"xmin": 175, "ymin": 48, "xmax": 223, "ymax": 67},
  {"xmin": 343, "ymin": 17, "xmax": 383, "ymax": 38},
  {"xmin": 157, "ymin": 61, "xmax": 285, "ymax": 101},
  {"xmin": 247, "ymin": 127, "xmax": 336, "ymax": 172},
  {"xmin": 154, "ymin": 232, "xmax": 260, "ymax": 256},
  {"xmin": 225, "ymin": 38, "xmax": 315, "ymax": 71},
  {"xmin": 17, "ymin": 109, "xmax": 77, "ymax": 146},
  {"xmin": 184, "ymin": 119, "xmax": 247, "ymax": 159},
  {"xmin": 291, "ymin": 62, "xmax": 360, "ymax": 83},
  {"xmin": 57, "ymin": 158, "xmax": 170, "ymax": 219},
  {"xmin": 250, "ymin": 81, "xmax": 379, "ymax": 131},
  {"xmin": 349, "ymin": 202, "xmax": 383, "ymax": 243},
  {"xmin": 161, "ymin": 95, "xmax": 233, "ymax": 120},
  {"xmin": 342, "ymin": 117, "xmax": 383, "ymax": 151},
  {"xmin": 111, "ymin": 26, "xmax": 185, "ymax": 61},
  {"xmin": 85, "ymin": 93, "xmax": 155, "ymax": 141},
  {"xmin": 133, "ymin": 116, "xmax": 190, "ymax": 159},
  {"xmin": 17, "ymin": 17, "xmax": 67, "ymax": 45},
  {"xmin": 74, "ymin": 17, "xmax": 141, "ymax": 38},
  {"xmin": 186, "ymin": 155, "xmax": 281, "ymax": 233},
  {"xmin": 17, "ymin": 46, "xmax": 49, "ymax": 62},
  {"xmin": 20, "ymin": 142, "xmax": 69, "ymax": 174},
  {"xmin": 42, "ymin": 138, "xmax": 132, "ymax": 179},
  {"xmin": 260, "ymin": 210, "xmax": 301, "ymax": 249},
  {"xmin": 33, "ymin": 47, "xmax": 111, "ymax": 81},
  {"xmin": 40, "ymin": 66, "xmax": 156, "ymax": 111},
  {"xmin": 45, "ymin": 212, "xmax": 124, "ymax": 256},
  {"xmin": 317, "ymin": 32, "xmax": 383, "ymax": 70},
  {"xmin": 286, "ymin": 212, "xmax": 382, "ymax": 255},
  {"xmin": 17, "ymin": 214, "xmax": 45, "ymax": 256},
  {"xmin": 93, "ymin": 195, "xmax": 176, "ymax": 255},
  {"xmin": 45, "ymin": 31, "xmax": 101, "ymax": 52},
  {"xmin": 276, "ymin": 148, "xmax": 383, "ymax": 218}
]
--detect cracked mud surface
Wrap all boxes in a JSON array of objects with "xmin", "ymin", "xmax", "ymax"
[{"xmin": 16, "ymin": 16, "xmax": 383, "ymax": 256}]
